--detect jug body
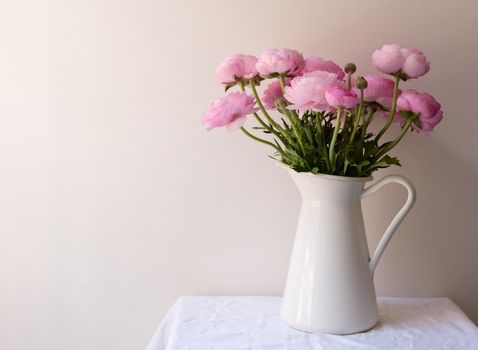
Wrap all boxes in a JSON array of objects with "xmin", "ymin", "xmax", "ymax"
[{"xmin": 281, "ymin": 170, "xmax": 378, "ymax": 334}]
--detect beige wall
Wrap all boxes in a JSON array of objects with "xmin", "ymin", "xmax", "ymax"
[{"xmin": 1, "ymin": 0, "xmax": 477, "ymax": 349}]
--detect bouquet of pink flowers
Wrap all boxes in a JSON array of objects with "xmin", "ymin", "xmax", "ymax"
[{"xmin": 202, "ymin": 44, "xmax": 443, "ymax": 177}]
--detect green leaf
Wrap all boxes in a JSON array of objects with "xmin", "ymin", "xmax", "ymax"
[
  {"xmin": 224, "ymin": 83, "xmax": 236, "ymax": 92},
  {"xmin": 365, "ymin": 155, "xmax": 401, "ymax": 173}
]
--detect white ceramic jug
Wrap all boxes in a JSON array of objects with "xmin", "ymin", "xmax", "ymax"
[{"xmin": 281, "ymin": 167, "xmax": 416, "ymax": 334}]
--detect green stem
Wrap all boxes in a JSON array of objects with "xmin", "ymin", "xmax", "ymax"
[
  {"xmin": 277, "ymin": 103, "xmax": 306, "ymax": 157},
  {"xmin": 252, "ymin": 112, "xmax": 280, "ymax": 137},
  {"xmin": 349, "ymin": 89, "xmax": 364, "ymax": 144},
  {"xmin": 375, "ymin": 118, "xmax": 413, "ymax": 159},
  {"xmin": 315, "ymin": 113, "xmax": 331, "ymax": 171},
  {"xmin": 290, "ymin": 109, "xmax": 301, "ymax": 124},
  {"xmin": 365, "ymin": 107, "xmax": 375, "ymax": 127},
  {"xmin": 347, "ymin": 73, "xmax": 352, "ymax": 89},
  {"xmin": 240, "ymin": 127, "xmax": 281, "ymax": 153},
  {"xmin": 361, "ymin": 108, "xmax": 374, "ymax": 138},
  {"xmin": 279, "ymin": 74, "xmax": 287, "ymax": 93},
  {"xmin": 290, "ymin": 117, "xmax": 306, "ymax": 156},
  {"xmin": 240, "ymin": 82, "xmax": 267, "ymax": 131},
  {"xmin": 316, "ymin": 112, "xmax": 323, "ymax": 134},
  {"xmin": 239, "ymin": 81, "xmax": 286, "ymax": 144},
  {"xmin": 248, "ymin": 81, "xmax": 298, "ymax": 148},
  {"xmin": 250, "ymin": 82, "xmax": 285, "ymax": 132},
  {"xmin": 329, "ymin": 108, "xmax": 343, "ymax": 168},
  {"xmin": 238, "ymin": 81, "xmax": 246, "ymax": 91},
  {"xmin": 375, "ymin": 75, "xmax": 400, "ymax": 142}
]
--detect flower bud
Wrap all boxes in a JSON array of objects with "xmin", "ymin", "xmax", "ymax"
[
  {"xmin": 344, "ymin": 63, "xmax": 356, "ymax": 74},
  {"xmin": 356, "ymin": 76, "xmax": 368, "ymax": 90}
]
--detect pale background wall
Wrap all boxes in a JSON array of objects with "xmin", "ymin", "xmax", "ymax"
[{"xmin": 0, "ymin": 0, "xmax": 477, "ymax": 349}]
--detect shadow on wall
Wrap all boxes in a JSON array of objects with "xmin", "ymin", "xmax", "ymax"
[{"xmin": 370, "ymin": 133, "xmax": 478, "ymax": 324}]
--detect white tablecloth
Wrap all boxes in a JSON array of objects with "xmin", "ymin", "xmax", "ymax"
[{"xmin": 146, "ymin": 296, "xmax": 478, "ymax": 350}]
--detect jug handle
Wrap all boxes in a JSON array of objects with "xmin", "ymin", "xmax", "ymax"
[{"xmin": 361, "ymin": 175, "xmax": 416, "ymax": 273}]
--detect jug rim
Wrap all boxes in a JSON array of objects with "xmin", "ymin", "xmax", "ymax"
[{"xmin": 276, "ymin": 161, "xmax": 373, "ymax": 183}]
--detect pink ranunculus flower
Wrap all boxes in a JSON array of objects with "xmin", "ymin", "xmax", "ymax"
[
  {"xmin": 396, "ymin": 89, "xmax": 443, "ymax": 133},
  {"xmin": 372, "ymin": 44, "xmax": 405, "ymax": 74},
  {"xmin": 256, "ymin": 48, "xmax": 305, "ymax": 77},
  {"xmin": 325, "ymin": 86, "xmax": 358, "ymax": 109},
  {"xmin": 214, "ymin": 54, "xmax": 258, "ymax": 85},
  {"xmin": 372, "ymin": 44, "xmax": 430, "ymax": 79},
  {"xmin": 353, "ymin": 75, "xmax": 399, "ymax": 107},
  {"xmin": 202, "ymin": 92, "xmax": 259, "ymax": 131},
  {"xmin": 262, "ymin": 78, "xmax": 291, "ymax": 110},
  {"xmin": 303, "ymin": 56, "xmax": 345, "ymax": 80},
  {"xmin": 284, "ymin": 71, "xmax": 341, "ymax": 112},
  {"xmin": 401, "ymin": 48, "xmax": 430, "ymax": 79}
]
